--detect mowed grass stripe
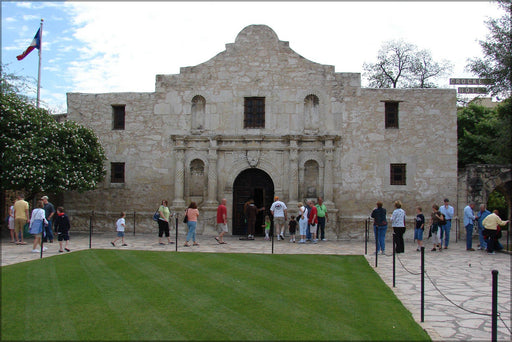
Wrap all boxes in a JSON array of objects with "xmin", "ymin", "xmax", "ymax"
[{"xmin": 1, "ymin": 250, "xmax": 430, "ymax": 341}]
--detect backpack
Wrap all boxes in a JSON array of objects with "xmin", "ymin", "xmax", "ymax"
[{"xmin": 438, "ymin": 213, "xmax": 446, "ymax": 225}]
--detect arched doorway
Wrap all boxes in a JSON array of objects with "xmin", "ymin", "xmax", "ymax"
[{"xmin": 232, "ymin": 169, "xmax": 274, "ymax": 236}]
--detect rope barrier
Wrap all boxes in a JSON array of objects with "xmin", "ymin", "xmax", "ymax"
[{"xmin": 395, "ymin": 254, "xmax": 422, "ymax": 275}]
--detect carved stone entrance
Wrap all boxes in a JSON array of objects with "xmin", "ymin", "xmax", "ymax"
[{"xmin": 232, "ymin": 169, "xmax": 274, "ymax": 236}]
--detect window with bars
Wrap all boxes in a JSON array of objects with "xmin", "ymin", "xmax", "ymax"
[
  {"xmin": 112, "ymin": 105, "xmax": 126, "ymax": 130},
  {"xmin": 244, "ymin": 97, "xmax": 265, "ymax": 128},
  {"xmin": 390, "ymin": 163, "xmax": 406, "ymax": 185},
  {"xmin": 111, "ymin": 162, "xmax": 125, "ymax": 183},
  {"xmin": 385, "ymin": 101, "xmax": 399, "ymax": 129}
]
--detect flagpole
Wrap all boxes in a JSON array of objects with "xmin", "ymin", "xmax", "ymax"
[{"xmin": 36, "ymin": 19, "xmax": 43, "ymax": 108}]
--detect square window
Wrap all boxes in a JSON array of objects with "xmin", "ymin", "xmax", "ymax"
[
  {"xmin": 112, "ymin": 105, "xmax": 125, "ymax": 130},
  {"xmin": 390, "ymin": 164, "xmax": 406, "ymax": 185},
  {"xmin": 385, "ymin": 102, "xmax": 399, "ymax": 129},
  {"xmin": 111, "ymin": 162, "xmax": 125, "ymax": 183},
  {"xmin": 244, "ymin": 97, "xmax": 265, "ymax": 128}
]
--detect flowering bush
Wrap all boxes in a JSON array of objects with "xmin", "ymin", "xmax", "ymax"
[{"xmin": 1, "ymin": 79, "xmax": 106, "ymax": 195}]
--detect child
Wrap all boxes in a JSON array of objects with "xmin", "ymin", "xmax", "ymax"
[
  {"xmin": 415, "ymin": 207, "xmax": 425, "ymax": 251},
  {"xmin": 54, "ymin": 207, "xmax": 71, "ymax": 252},
  {"xmin": 430, "ymin": 204, "xmax": 442, "ymax": 252},
  {"xmin": 111, "ymin": 212, "xmax": 127, "ymax": 247},
  {"xmin": 288, "ymin": 216, "xmax": 297, "ymax": 243},
  {"xmin": 262, "ymin": 215, "xmax": 271, "ymax": 240}
]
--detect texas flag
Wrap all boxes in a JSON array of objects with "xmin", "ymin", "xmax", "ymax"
[{"xmin": 17, "ymin": 28, "xmax": 41, "ymax": 61}]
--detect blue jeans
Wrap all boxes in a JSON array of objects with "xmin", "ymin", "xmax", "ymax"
[
  {"xmin": 465, "ymin": 224, "xmax": 473, "ymax": 249},
  {"xmin": 478, "ymin": 226, "xmax": 487, "ymax": 249},
  {"xmin": 317, "ymin": 217, "xmax": 326, "ymax": 239},
  {"xmin": 441, "ymin": 220, "xmax": 452, "ymax": 247},
  {"xmin": 373, "ymin": 225, "xmax": 387, "ymax": 253},
  {"xmin": 186, "ymin": 221, "xmax": 197, "ymax": 242},
  {"xmin": 43, "ymin": 219, "xmax": 54, "ymax": 242},
  {"xmin": 306, "ymin": 224, "xmax": 311, "ymax": 240}
]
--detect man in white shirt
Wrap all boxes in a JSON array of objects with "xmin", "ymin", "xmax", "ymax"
[
  {"xmin": 439, "ymin": 198, "xmax": 455, "ymax": 249},
  {"xmin": 270, "ymin": 196, "xmax": 287, "ymax": 240}
]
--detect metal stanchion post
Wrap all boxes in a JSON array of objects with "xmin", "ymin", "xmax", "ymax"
[
  {"xmin": 491, "ymin": 270, "xmax": 498, "ymax": 342},
  {"xmin": 392, "ymin": 233, "xmax": 396, "ymax": 287},
  {"xmin": 365, "ymin": 219, "xmax": 368, "ymax": 255},
  {"xmin": 421, "ymin": 246, "xmax": 425, "ymax": 322},
  {"xmin": 375, "ymin": 224, "xmax": 379, "ymax": 268},
  {"xmin": 271, "ymin": 228, "xmax": 274, "ymax": 254},
  {"xmin": 89, "ymin": 211, "xmax": 93, "ymax": 249},
  {"xmin": 175, "ymin": 214, "xmax": 178, "ymax": 252},
  {"xmin": 133, "ymin": 211, "xmax": 136, "ymax": 236}
]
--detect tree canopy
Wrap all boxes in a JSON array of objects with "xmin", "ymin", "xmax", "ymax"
[
  {"xmin": 466, "ymin": 0, "xmax": 512, "ymax": 98},
  {"xmin": 0, "ymin": 68, "xmax": 106, "ymax": 198},
  {"xmin": 362, "ymin": 39, "xmax": 452, "ymax": 89}
]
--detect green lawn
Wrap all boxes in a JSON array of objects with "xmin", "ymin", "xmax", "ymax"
[{"xmin": 1, "ymin": 250, "xmax": 430, "ymax": 341}]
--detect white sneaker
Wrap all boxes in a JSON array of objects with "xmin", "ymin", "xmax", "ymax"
[
  {"xmin": 277, "ymin": 235, "xmax": 281, "ymax": 240},
  {"xmin": 31, "ymin": 249, "xmax": 39, "ymax": 253},
  {"xmin": 322, "ymin": 238, "xmax": 327, "ymax": 241},
  {"xmin": 42, "ymin": 247, "xmax": 48, "ymax": 251}
]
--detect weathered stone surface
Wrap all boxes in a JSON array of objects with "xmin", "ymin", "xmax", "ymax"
[{"xmin": 65, "ymin": 25, "xmax": 458, "ymax": 236}]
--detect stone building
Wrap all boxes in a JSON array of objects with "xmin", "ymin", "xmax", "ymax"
[{"xmin": 64, "ymin": 25, "xmax": 457, "ymax": 237}]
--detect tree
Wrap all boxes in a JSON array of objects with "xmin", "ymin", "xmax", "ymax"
[
  {"xmin": 0, "ymin": 68, "xmax": 106, "ymax": 199},
  {"xmin": 457, "ymin": 98, "xmax": 512, "ymax": 168},
  {"xmin": 466, "ymin": 0, "xmax": 511, "ymax": 98},
  {"xmin": 363, "ymin": 39, "xmax": 452, "ymax": 89}
]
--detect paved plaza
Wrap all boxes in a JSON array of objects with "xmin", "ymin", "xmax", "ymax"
[{"xmin": 1, "ymin": 232, "xmax": 511, "ymax": 341}]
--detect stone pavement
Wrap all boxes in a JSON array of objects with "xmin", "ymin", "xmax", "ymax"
[{"xmin": 1, "ymin": 233, "xmax": 510, "ymax": 341}]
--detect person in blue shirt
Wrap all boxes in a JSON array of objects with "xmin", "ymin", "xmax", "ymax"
[
  {"xmin": 439, "ymin": 198, "xmax": 454, "ymax": 249},
  {"xmin": 463, "ymin": 202, "xmax": 476, "ymax": 251},
  {"xmin": 476, "ymin": 204, "xmax": 491, "ymax": 250}
]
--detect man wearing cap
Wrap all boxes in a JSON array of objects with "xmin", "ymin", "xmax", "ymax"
[
  {"xmin": 270, "ymin": 196, "xmax": 287, "ymax": 240},
  {"xmin": 439, "ymin": 198, "xmax": 454, "ymax": 249},
  {"xmin": 41, "ymin": 196, "xmax": 55, "ymax": 243}
]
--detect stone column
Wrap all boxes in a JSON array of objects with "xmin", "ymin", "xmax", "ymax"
[
  {"xmin": 205, "ymin": 139, "xmax": 218, "ymax": 206},
  {"xmin": 288, "ymin": 138, "xmax": 299, "ymax": 209},
  {"xmin": 323, "ymin": 139, "xmax": 334, "ymax": 206},
  {"xmin": 172, "ymin": 137, "xmax": 186, "ymax": 208}
]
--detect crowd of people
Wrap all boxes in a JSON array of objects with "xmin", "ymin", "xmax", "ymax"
[
  {"xmin": 369, "ymin": 198, "xmax": 509, "ymax": 255},
  {"xmin": 6, "ymin": 193, "xmax": 509, "ymax": 255}
]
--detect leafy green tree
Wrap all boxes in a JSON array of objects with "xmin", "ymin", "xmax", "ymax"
[
  {"xmin": 457, "ymin": 98, "xmax": 512, "ymax": 168},
  {"xmin": 363, "ymin": 39, "xmax": 452, "ymax": 88},
  {"xmin": 466, "ymin": 0, "xmax": 511, "ymax": 98},
  {"xmin": 0, "ymin": 69, "xmax": 106, "ymax": 198}
]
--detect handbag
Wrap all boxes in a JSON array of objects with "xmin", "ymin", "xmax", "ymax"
[
  {"xmin": 152, "ymin": 208, "xmax": 160, "ymax": 221},
  {"xmin": 183, "ymin": 209, "xmax": 188, "ymax": 224}
]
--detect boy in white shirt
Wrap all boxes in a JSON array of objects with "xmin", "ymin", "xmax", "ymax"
[{"xmin": 111, "ymin": 212, "xmax": 127, "ymax": 247}]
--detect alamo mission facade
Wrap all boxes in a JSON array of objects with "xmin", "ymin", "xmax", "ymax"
[{"xmin": 64, "ymin": 25, "xmax": 457, "ymax": 237}]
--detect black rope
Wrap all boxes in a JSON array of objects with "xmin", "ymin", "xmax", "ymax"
[
  {"xmin": 424, "ymin": 270, "xmax": 492, "ymax": 317},
  {"xmin": 498, "ymin": 314, "xmax": 512, "ymax": 335},
  {"xmin": 396, "ymin": 254, "xmax": 422, "ymax": 275}
]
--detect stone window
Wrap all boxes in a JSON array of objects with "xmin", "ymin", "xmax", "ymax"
[
  {"xmin": 191, "ymin": 95, "xmax": 205, "ymax": 130},
  {"xmin": 189, "ymin": 159, "xmax": 205, "ymax": 197},
  {"xmin": 111, "ymin": 162, "xmax": 125, "ymax": 183},
  {"xmin": 390, "ymin": 163, "xmax": 406, "ymax": 185},
  {"xmin": 244, "ymin": 97, "xmax": 265, "ymax": 128},
  {"xmin": 304, "ymin": 94, "xmax": 320, "ymax": 130},
  {"xmin": 384, "ymin": 101, "xmax": 399, "ymax": 129},
  {"xmin": 112, "ymin": 105, "xmax": 126, "ymax": 130}
]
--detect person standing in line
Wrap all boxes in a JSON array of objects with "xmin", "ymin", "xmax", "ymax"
[
  {"xmin": 371, "ymin": 201, "xmax": 387, "ymax": 255},
  {"xmin": 8, "ymin": 199, "xmax": 16, "ymax": 243},
  {"xmin": 13, "ymin": 193, "xmax": 30, "ymax": 245},
  {"xmin": 262, "ymin": 215, "xmax": 271, "ymax": 240},
  {"xmin": 29, "ymin": 200, "xmax": 48, "ymax": 253},
  {"xmin": 316, "ymin": 197, "xmax": 328, "ymax": 241},
  {"xmin": 482, "ymin": 210, "xmax": 509, "ymax": 255},
  {"xmin": 54, "ymin": 207, "xmax": 71, "ymax": 252},
  {"xmin": 430, "ymin": 204, "xmax": 443, "ymax": 251},
  {"xmin": 270, "ymin": 196, "xmax": 287, "ymax": 240},
  {"xmin": 157, "ymin": 200, "xmax": 173, "ymax": 245},
  {"xmin": 41, "ymin": 196, "xmax": 55, "ymax": 243},
  {"xmin": 308, "ymin": 200, "xmax": 318, "ymax": 243},
  {"xmin": 476, "ymin": 204, "xmax": 491, "ymax": 251},
  {"xmin": 215, "ymin": 199, "xmax": 228, "ymax": 244},
  {"xmin": 463, "ymin": 202, "xmax": 476, "ymax": 251},
  {"xmin": 297, "ymin": 202, "xmax": 308, "ymax": 243},
  {"xmin": 111, "ymin": 212, "xmax": 127, "ymax": 247},
  {"xmin": 245, "ymin": 199, "xmax": 258, "ymax": 240},
  {"xmin": 438, "ymin": 198, "xmax": 454, "ymax": 249},
  {"xmin": 288, "ymin": 216, "xmax": 297, "ymax": 243},
  {"xmin": 391, "ymin": 200, "xmax": 406, "ymax": 254},
  {"xmin": 414, "ymin": 207, "xmax": 425, "ymax": 251},
  {"xmin": 184, "ymin": 202, "xmax": 200, "ymax": 247}
]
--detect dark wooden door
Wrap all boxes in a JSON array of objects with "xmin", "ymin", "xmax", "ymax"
[{"xmin": 232, "ymin": 169, "xmax": 274, "ymax": 235}]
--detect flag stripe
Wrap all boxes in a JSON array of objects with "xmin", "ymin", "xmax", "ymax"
[{"xmin": 16, "ymin": 28, "xmax": 41, "ymax": 61}]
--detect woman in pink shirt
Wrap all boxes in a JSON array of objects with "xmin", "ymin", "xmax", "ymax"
[{"xmin": 184, "ymin": 202, "xmax": 200, "ymax": 247}]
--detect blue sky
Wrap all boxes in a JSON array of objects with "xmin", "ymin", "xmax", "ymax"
[{"xmin": 1, "ymin": 1, "xmax": 503, "ymax": 113}]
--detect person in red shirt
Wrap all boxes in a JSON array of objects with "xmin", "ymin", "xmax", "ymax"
[
  {"xmin": 215, "ymin": 199, "xmax": 228, "ymax": 244},
  {"xmin": 308, "ymin": 200, "xmax": 319, "ymax": 243}
]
